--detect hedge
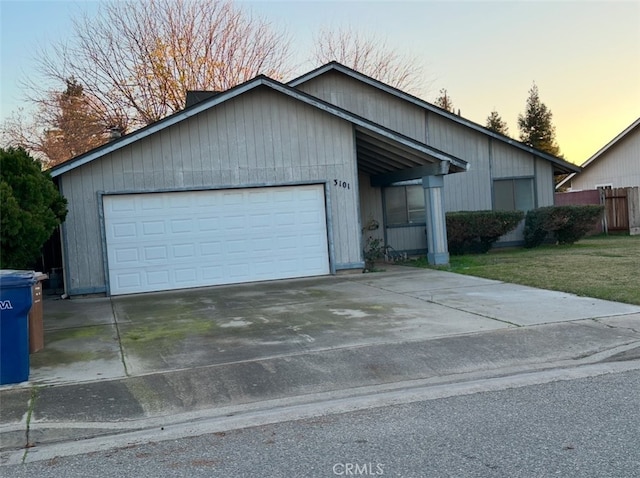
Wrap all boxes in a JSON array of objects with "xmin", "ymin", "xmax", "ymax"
[
  {"xmin": 524, "ymin": 205, "xmax": 604, "ymax": 248},
  {"xmin": 1, "ymin": 147, "xmax": 68, "ymax": 269},
  {"xmin": 446, "ymin": 210, "xmax": 524, "ymax": 254}
]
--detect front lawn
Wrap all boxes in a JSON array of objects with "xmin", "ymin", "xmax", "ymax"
[{"xmin": 408, "ymin": 235, "xmax": 640, "ymax": 305}]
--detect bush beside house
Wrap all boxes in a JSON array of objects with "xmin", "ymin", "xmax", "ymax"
[
  {"xmin": 446, "ymin": 210, "xmax": 524, "ymax": 254},
  {"xmin": 524, "ymin": 205, "xmax": 604, "ymax": 248},
  {"xmin": 0, "ymin": 147, "xmax": 68, "ymax": 269}
]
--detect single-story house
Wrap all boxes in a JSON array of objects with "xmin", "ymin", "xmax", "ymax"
[
  {"xmin": 49, "ymin": 62, "xmax": 579, "ymax": 296},
  {"xmin": 556, "ymin": 117, "xmax": 640, "ymax": 191}
]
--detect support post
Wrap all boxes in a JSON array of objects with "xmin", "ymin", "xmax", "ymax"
[{"xmin": 422, "ymin": 175, "xmax": 449, "ymax": 265}]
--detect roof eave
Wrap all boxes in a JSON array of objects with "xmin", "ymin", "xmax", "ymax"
[
  {"xmin": 51, "ymin": 72, "xmax": 468, "ymax": 179},
  {"xmin": 290, "ymin": 62, "xmax": 581, "ymax": 172},
  {"xmin": 579, "ymin": 117, "xmax": 640, "ymax": 169},
  {"xmin": 49, "ymin": 77, "xmax": 272, "ymax": 178}
]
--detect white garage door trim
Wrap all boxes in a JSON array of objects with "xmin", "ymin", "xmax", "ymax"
[{"xmin": 103, "ymin": 185, "xmax": 330, "ymax": 295}]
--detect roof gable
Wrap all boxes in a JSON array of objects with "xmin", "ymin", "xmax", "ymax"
[
  {"xmin": 290, "ymin": 62, "xmax": 580, "ymax": 175},
  {"xmin": 556, "ymin": 117, "xmax": 640, "ymax": 189},
  {"xmin": 50, "ymin": 73, "xmax": 468, "ymax": 178}
]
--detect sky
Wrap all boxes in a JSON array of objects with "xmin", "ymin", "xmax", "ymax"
[{"xmin": 1, "ymin": 0, "xmax": 639, "ymax": 165}]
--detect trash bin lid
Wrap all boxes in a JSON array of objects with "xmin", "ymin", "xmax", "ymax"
[{"xmin": 0, "ymin": 270, "xmax": 37, "ymax": 289}]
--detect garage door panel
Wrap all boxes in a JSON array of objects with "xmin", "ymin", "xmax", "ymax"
[
  {"xmin": 175, "ymin": 268, "xmax": 197, "ymax": 282},
  {"xmin": 201, "ymin": 266, "xmax": 223, "ymax": 281},
  {"xmin": 109, "ymin": 197, "xmax": 135, "ymax": 213},
  {"xmin": 141, "ymin": 196, "xmax": 164, "ymax": 210},
  {"xmin": 116, "ymin": 272, "xmax": 142, "ymax": 289},
  {"xmin": 143, "ymin": 245, "xmax": 168, "ymax": 261},
  {"xmin": 112, "ymin": 223, "xmax": 136, "ymax": 238},
  {"xmin": 104, "ymin": 185, "xmax": 330, "ymax": 295},
  {"xmin": 147, "ymin": 270, "xmax": 170, "ymax": 285},
  {"xmin": 170, "ymin": 219, "xmax": 192, "ymax": 233},
  {"xmin": 173, "ymin": 244, "xmax": 195, "ymax": 258},
  {"xmin": 198, "ymin": 218, "xmax": 219, "ymax": 232},
  {"xmin": 200, "ymin": 241, "xmax": 223, "ymax": 256},
  {"xmin": 114, "ymin": 248, "xmax": 139, "ymax": 264}
]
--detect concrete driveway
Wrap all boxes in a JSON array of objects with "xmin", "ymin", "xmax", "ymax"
[{"xmin": 25, "ymin": 266, "xmax": 640, "ymax": 386}]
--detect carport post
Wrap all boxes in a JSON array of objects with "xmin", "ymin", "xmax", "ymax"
[{"xmin": 422, "ymin": 175, "xmax": 449, "ymax": 265}]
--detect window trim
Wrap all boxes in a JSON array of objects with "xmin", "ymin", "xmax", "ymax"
[
  {"xmin": 492, "ymin": 176, "xmax": 536, "ymax": 212},
  {"xmin": 383, "ymin": 184, "xmax": 426, "ymax": 227}
]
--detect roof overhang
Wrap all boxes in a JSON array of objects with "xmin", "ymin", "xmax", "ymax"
[
  {"xmin": 354, "ymin": 128, "xmax": 456, "ymax": 186},
  {"xmin": 290, "ymin": 62, "xmax": 581, "ymax": 176},
  {"xmin": 50, "ymin": 74, "xmax": 468, "ymax": 182}
]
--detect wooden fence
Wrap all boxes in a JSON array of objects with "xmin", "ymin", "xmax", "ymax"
[
  {"xmin": 602, "ymin": 188, "xmax": 629, "ymax": 232},
  {"xmin": 554, "ymin": 186, "xmax": 640, "ymax": 235}
]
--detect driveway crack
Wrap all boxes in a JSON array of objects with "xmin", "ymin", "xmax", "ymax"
[
  {"xmin": 111, "ymin": 298, "xmax": 130, "ymax": 377},
  {"xmin": 21, "ymin": 386, "xmax": 39, "ymax": 463},
  {"xmin": 592, "ymin": 317, "xmax": 640, "ymax": 335}
]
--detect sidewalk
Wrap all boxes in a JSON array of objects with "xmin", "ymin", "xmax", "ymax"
[{"xmin": 1, "ymin": 267, "xmax": 639, "ymax": 463}]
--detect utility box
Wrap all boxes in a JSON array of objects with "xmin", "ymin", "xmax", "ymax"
[
  {"xmin": 0, "ymin": 270, "xmax": 36, "ymax": 385},
  {"xmin": 29, "ymin": 273, "xmax": 48, "ymax": 354}
]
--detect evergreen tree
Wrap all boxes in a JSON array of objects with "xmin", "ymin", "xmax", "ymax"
[
  {"xmin": 486, "ymin": 110, "xmax": 509, "ymax": 136},
  {"xmin": 517, "ymin": 83, "xmax": 561, "ymax": 156},
  {"xmin": 1, "ymin": 147, "xmax": 68, "ymax": 268},
  {"xmin": 434, "ymin": 88, "xmax": 455, "ymax": 112},
  {"xmin": 40, "ymin": 78, "xmax": 108, "ymax": 165},
  {"xmin": 2, "ymin": 78, "xmax": 108, "ymax": 166}
]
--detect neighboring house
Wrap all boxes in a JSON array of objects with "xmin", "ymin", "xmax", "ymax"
[
  {"xmin": 557, "ymin": 117, "xmax": 640, "ymax": 191},
  {"xmin": 49, "ymin": 62, "xmax": 578, "ymax": 297}
]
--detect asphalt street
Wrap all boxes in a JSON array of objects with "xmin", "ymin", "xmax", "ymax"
[{"xmin": 3, "ymin": 367, "xmax": 639, "ymax": 478}]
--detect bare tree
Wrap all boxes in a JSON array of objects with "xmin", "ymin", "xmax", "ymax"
[
  {"xmin": 312, "ymin": 26, "xmax": 424, "ymax": 95},
  {"xmin": 30, "ymin": 0, "xmax": 292, "ymax": 130}
]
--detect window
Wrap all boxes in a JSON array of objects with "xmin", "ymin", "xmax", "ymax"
[
  {"xmin": 493, "ymin": 178, "xmax": 534, "ymax": 211},
  {"xmin": 384, "ymin": 185, "xmax": 425, "ymax": 225}
]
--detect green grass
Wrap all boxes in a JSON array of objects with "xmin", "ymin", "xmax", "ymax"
[{"xmin": 407, "ymin": 235, "xmax": 640, "ymax": 305}]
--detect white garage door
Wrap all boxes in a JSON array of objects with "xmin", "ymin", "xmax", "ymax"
[{"xmin": 103, "ymin": 185, "xmax": 330, "ymax": 295}]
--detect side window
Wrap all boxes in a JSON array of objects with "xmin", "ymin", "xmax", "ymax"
[
  {"xmin": 385, "ymin": 187, "xmax": 408, "ymax": 224},
  {"xmin": 494, "ymin": 178, "xmax": 534, "ymax": 211},
  {"xmin": 406, "ymin": 186, "xmax": 425, "ymax": 222},
  {"xmin": 384, "ymin": 185, "xmax": 425, "ymax": 225}
]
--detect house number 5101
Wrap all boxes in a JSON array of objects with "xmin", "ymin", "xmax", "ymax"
[{"xmin": 334, "ymin": 179, "xmax": 350, "ymax": 189}]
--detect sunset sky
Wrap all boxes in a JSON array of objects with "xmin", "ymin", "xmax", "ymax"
[{"xmin": 1, "ymin": 0, "xmax": 639, "ymax": 164}]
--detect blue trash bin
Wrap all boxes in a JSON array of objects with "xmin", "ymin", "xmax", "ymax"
[{"xmin": 0, "ymin": 270, "xmax": 36, "ymax": 385}]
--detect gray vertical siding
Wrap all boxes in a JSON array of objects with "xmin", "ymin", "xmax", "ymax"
[
  {"xmin": 491, "ymin": 140, "xmax": 535, "ymax": 178},
  {"xmin": 358, "ymin": 172, "xmax": 384, "ymax": 241},
  {"xmin": 386, "ymin": 226, "xmax": 427, "ymax": 252},
  {"xmin": 536, "ymin": 158, "xmax": 555, "ymax": 206},
  {"xmin": 295, "ymin": 71, "xmax": 561, "ymax": 250},
  {"xmin": 431, "ymin": 116, "xmax": 493, "ymax": 212},
  {"xmin": 61, "ymin": 88, "xmax": 361, "ymax": 294},
  {"xmin": 296, "ymin": 71, "xmax": 427, "ymax": 143},
  {"xmin": 358, "ymin": 171, "xmax": 386, "ymax": 260},
  {"xmin": 571, "ymin": 126, "xmax": 640, "ymax": 190}
]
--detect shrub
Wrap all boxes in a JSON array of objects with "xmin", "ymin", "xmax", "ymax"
[
  {"xmin": 524, "ymin": 205, "xmax": 604, "ymax": 248},
  {"xmin": 446, "ymin": 210, "xmax": 524, "ymax": 254},
  {"xmin": 1, "ymin": 147, "xmax": 68, "ymax": 268},
  {"xmin": 363, "ymin": 236, "xmax": 384, "ymax": 271},
  {"xmin": 523, "ymin": 209, "xmax": 550, "ymax": 248}
]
